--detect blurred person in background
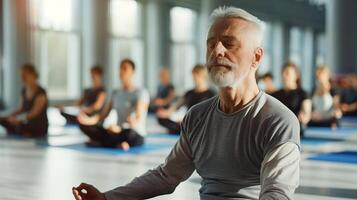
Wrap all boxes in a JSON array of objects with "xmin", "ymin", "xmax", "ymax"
[
  {"xmin": 258, "ymin": 72, "xmax": 276, "ymax": 94},
  {"xmin": 156, "ymin": 64, "xmax": 215, "ymax": 134},
  {"xmin": 309, "ymin": 65, "xmax": 342, "ymax": 127},
  {"xmin": 340, "ymin": 74, "xmax": 357, "ymax": 116},
  {"xmin": 149, "ymin": 68, "xmax": 176, "ymax": 112},
  {"xmin": 58, "ymin": 65, "xmax": 107, "ymax": 124},
  {"xmin": 0, "ymin": 63, "xmax": 48, "ymax": 138},
  {"xmin": 77, "ymin": 59, "xmax": 149, "ymax": 150},
  {"xmin": 272, "ymin": 62, "xmax": 311, "ymax": 137}
]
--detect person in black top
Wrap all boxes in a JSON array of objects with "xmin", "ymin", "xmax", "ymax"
[
  {"xmin": 156, "ymin": 64, "xmax": 215, "ymax": 134},
  {"xmin": 272, "ymin": 62, "xmax": 311, "ymax": 137},
  {"xmin": 58, "ymin": 65, "xmax": 107, "ymax": 124},
  {"xmin": 258, "ymin": 72, "xmax": 277, "ymax": 94},
  {"xmin": 0, "ymin": 63, "xmax": 48, "ymax": 138},
  {"xmin": 149, "ymin": 68, "xmax": 176, "ymax": 112},
  {"xmin": 340, "ymin": 74, "xmax": 357, "ymax": 116}
]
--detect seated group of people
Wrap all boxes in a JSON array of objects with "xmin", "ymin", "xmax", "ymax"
[
  {"xmin": 0, "ymin": 60, "xmax": 216, "ymax": 150},
  {"xmin": 259, "ymin": 62, "xmax": 357, "ymax": 137},
  {"xmin": 1, "ymin": 59, "xmax": 356, "ymax": 148}
]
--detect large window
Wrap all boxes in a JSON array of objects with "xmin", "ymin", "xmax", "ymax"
[
  {"xmin": 29, "ymin": 0, "xmax": 81, "ymax": 99},
  {"xmin": 289, "ymin": 26, "xmax": 315, "ymax": 91},
  {"xmin": 170, "ymin": 6, "xmax": 197, "ymax": 94},
  {"xmin": 316, "ymin": 32, "xmax": 326, "ymax": 66},
  {"xmin": 259, "ymin": 21, "xmax": 273, "ymax": 75},
  {"xmin": 109, "ymin": 0, "xmax": 144, "ymax": 88},
  {"xmin": 289, "ymin": 27, "xmax": 304, "ymax": 66}
]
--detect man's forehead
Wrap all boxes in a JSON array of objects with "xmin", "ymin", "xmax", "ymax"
[{"xmin": 207, "ymin": 18, "xmax": 250, "ymax": 38}]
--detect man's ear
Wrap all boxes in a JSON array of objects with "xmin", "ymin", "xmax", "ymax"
[{"xmin": 252, "ymin": 47, "xmax": 264, "ymax": 69}]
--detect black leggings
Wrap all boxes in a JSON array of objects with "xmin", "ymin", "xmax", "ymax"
[
  {"xmin": 79, "ymin": 124, "xmax": 144, "ymax": 148},
  {"xmin": 0, "ymin": 118, "xmax": 48, "ymax": 138},
  {"xmin": 60, "ymin": 112, "xmax": 79, "ymax": 124},
  {"xmin": 157, "ymin": 118, "xmax": 181, "ymax": 135}
]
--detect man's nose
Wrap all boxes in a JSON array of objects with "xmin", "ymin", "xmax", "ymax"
[{"xmin": 212, "ymin": 42, "xmax": 226, "ymax": 58}]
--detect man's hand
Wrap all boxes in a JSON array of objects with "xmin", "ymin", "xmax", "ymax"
[{"xmin": 72, "ymin": 183, "xmax": 106, "ymax": 200}]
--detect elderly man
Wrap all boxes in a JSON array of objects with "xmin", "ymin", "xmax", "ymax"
[{"xmin": 73, "ymin": 6, "xmax": 300, "ymax": 200}]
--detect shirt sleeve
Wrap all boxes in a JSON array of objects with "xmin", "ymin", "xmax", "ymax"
[
  {"xmin": 104, "ymin": 116, "xmax": 195, "ymax": 200},
  {"xmin": 259, "ymin": 142, "xmax": 300, "ymax": 200}
]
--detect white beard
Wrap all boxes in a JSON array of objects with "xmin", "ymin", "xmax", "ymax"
[{"xmin": 209, "ymin": 68, "xmax": 237, "ymax": 88}]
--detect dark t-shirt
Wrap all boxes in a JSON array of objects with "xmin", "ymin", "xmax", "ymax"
[
  {"xmin": 21, "ymin": 86, "xmax": 48, "ymax": 126},
  {"xmin": 156, "ymin": 84, "xmax": 174, "ymax": 99},
  {"xmin": 272, "ymin": 88, "xmax": 309, "ymax": 116},
  {"xmin": 340, "ymin": 88, "xmax": 357, "ymax": 104},
  {"xmin": 82, "ymin": 86, "xmax": 106, "ymax": 107},
  {"xmin": 184, "ymin": 89, "xmax": 215, "ymax": 109},
  {"xmin": 339, "ymin": 88, "xmax": 357, "ymax": 116}
]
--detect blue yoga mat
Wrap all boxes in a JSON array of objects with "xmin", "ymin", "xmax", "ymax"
[
  {"xmin": 308, "ymin": 151, "xmax": 357, "ymax": 164},
  {"xmin": 341, "ymin": 117, "xmax": 357, "ymax": 123},
  {"xmin": 52, "ymin": 142, "xmax": 174, "ymax": 156},
  {"xmin": 301, "ymin": 136, "xmax": 345, "ymax": 145},
  {"xmin": 306, "ymin": 127, "xmax": 357, "ymax": 133}
]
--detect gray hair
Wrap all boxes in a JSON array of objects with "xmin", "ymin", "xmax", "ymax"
[{"xmin": 209, "ymin": 6, "xmax": 265, "ymax": 45}]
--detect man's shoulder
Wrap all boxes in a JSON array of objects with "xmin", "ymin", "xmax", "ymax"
[
  {"xmin": 182, "ymin": 95, "xmax": 218, "ymax": 123},
  {"xmin": 261, "ymin": 93, "xmax": 299, "ymax": 124},
  {"xmin": 181, "ymin": 96, "xmax": 217, "ymax": 132},
  {"xmin": 260, "ymin": 93, "xmax": 301, "ymax": 151}
]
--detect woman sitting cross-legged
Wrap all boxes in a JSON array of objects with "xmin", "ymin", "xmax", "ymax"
[
  {"xmin": 78, "ymin": 59, "xmax": 149, "ymax": 150},
  {"xmin": 58, "ymin": 65, "xmax": 107, "ymax": 125},
  {"xmin": 0, "ymin": 63, "xmax": 48, "ymax": 138}
]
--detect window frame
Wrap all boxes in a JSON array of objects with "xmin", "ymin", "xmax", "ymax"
[{"xmin": 28, "ymin": 0, "xmax": 82, "ymax": 101}]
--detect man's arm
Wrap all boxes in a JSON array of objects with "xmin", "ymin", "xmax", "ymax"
[
  {"xmin": 104, "ymin": 130, "xmax": 195, "ymax": 200},
  {"xmin": 259, "ymin": 142, "xmax": 300, "ymax": 200}
]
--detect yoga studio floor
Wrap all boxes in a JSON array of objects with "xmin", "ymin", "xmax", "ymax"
[{"xmin": 1, "ymin": 109, "xmax": 357, "ymax": 200}]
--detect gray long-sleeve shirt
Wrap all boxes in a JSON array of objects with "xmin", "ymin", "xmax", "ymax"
[{"xmin": 105, "ymin": 91, "xmax": 300, "ymax": 200}]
